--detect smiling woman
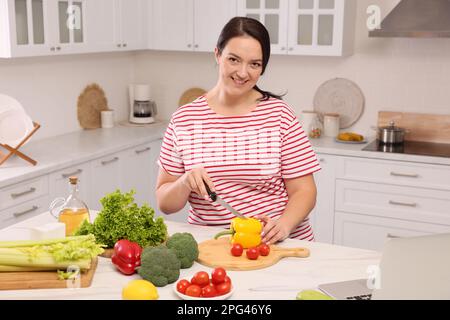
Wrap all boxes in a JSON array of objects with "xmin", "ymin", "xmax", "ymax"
[{"xmin": 156, "ymin": 17, "xmax": 321, "ymax": 244}]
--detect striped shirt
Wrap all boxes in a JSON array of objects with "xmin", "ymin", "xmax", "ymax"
[{"xmin": 158, "ymin": 96, "xmax": 321, "ymax": 241}]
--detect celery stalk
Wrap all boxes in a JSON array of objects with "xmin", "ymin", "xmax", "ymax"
[
  {"xmin": 0, "ymin": 235, "xmax": 94, "ymax": 248},
  {"xmin": 0, "ymin": 265, "xmax": 65, "ymax": 272},
  {"xmin": 0, "ymin": 248, "xmax": 91, "ymax": 269}
]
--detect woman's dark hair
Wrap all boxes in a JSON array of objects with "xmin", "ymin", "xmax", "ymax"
[{"xmin": 216, "ymin": 16, "xmax": 284, "ymax": 101}]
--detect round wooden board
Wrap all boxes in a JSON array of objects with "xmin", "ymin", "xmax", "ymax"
[
  {"xmin": 77, "ymin": 83, "xmax": 109, "ymax": 129},
  {"xmin": 197, "ymin": 237, "xmax": 310, "ymax": 271},
  {"xmin": 178, "ymin": 88, "xmax": 206, "ymax": 107}
]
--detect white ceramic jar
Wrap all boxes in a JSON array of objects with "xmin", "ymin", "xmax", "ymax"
[{"xmin": 323, "ymin": 113, "xmax": 340, "ymax": 138}]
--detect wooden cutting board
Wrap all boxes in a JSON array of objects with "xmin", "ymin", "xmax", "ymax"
[
  {"xmin": 0, "ymin": 258, "xmax": 98, "ymax": 290},
  {"xmin": 197, "ymin": 238, "xmax": 310, "ymax": 271}
]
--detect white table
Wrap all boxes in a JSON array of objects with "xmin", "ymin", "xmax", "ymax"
[{"xmin": 0, "ymin": 211, "xmax": 381, "ymax": 300}]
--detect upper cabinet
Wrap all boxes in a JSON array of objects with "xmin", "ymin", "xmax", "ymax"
[
  {"xmin": 237, "ymin": 0, "xmax": 356, "ymax": 56},
  {"xmin": 0, "ymin": 0, "xmax": 88, "ymax": 57},
  {"xmin": 0, "ymin": 0, "xmax": 147, "ymax": 58},
  {"xmin": 150, "ymin": 0, "xmax": 237, "ymax": 52}
]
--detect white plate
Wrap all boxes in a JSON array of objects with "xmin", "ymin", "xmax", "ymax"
[
  {"xmin": 0, "ymin": 108, "xmax": 34, "ymax": 147},
  {"xmin": 0, "ymin": 93, "xmax": 24, "ymax": 114},
  {"xmin": 173, "ymin": 281, "xmax": 234, "ymax": 300},
  {"xmin": 335, "ymin": 138, "xmax": 367, "ymax": 144}
]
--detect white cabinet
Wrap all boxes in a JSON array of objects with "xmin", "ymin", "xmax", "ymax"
[
  {"xmin": 114, "ymin": 0, "xmax": 147, "ymax": 51},
  {"xmin": 90, "ymin": 154, "xmax": 122, "ymax": 210},
  {"xmin": 309, "ymin": 153, "xmax": 336, "ymax": 243},
  {"xmin": 333, "ymin": 156, "xmax": 450, "ymax": 250},
  {"xmin": 48, "ymin": 162, "xmax": 91, "ymax": 207},
  {"xmin": 0, "ymin": 0, "xmax": 88, "ymax": 57},
  {"xmin": 121, "ymin": 140, "xmax": 161, "ymax": 210},
  {"xmin": 151, "ymin": 0, "xmax": 237, "ymax": 52},
  {"xmin": 237, "ymin": 0, "xmax": 356, "ymax": 56}
]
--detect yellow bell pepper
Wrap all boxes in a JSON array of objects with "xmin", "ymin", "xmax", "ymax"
[{"xmin": 214, "ymin": 217, "xmax": 262, "ymax": 249}]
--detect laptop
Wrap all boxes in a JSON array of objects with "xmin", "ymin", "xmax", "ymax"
[{"xmin": 318, "ymin": 233, "xmax": 450, "ymax": 300}]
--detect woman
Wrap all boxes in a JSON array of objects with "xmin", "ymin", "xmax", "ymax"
[{"xmin": 156, "ymin": 17, "xmax": 321, "ymax": 244}]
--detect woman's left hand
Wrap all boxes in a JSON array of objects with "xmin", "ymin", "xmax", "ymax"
[{"xmin": 257, "ymin": 215, "xmax": 291, "ymax": 245}]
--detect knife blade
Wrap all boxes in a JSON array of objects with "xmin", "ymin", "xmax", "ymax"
[{"xmin": 204, "ymin": 181, "xmax": 247, "ymax": 219}]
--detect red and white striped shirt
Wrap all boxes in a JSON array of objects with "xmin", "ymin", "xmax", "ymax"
[{"xmin": 158, "ymin": 96, "xmax": 321, "ymax": 241}]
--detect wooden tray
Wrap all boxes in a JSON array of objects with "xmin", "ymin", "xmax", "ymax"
[
  {"xmin": 197, "ymin": 238, "xmax": 310, "ymax": 271},
  {"xmin": 0, "ymin": 258, "xmax": 98, "ymax": 290}
]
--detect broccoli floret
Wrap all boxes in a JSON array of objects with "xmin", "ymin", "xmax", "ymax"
[
  {"xmin": 166, "ymin": 232, "xmax": 199, "ymax": 269},
  {"xmin": 138, "ymin": 245, "xmax": 180, "ymax": 287}
]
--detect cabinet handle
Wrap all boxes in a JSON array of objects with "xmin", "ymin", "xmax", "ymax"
[
  {"xmin": 50, "ymin": 47, "xmax": 55, "ymax": 51},
  {"xmin": 390, "ymin": 172, "xmax": 419, "ymax": 178},
  {"xmin": 389, "ymin": 200, "xmax": 417, "ymax": 208},
  {"xmin": 13, "ymin": 205, "xmax": 39, "ymax": 218},
  {"xmin": 56, "ymin": 46, "xmax": 61, "ymax": 51},
  {"xmin": 117, "ymin": 44, "xmax": 122, "ymax": 48},
  {"xmin": 11, "ymin": 187, "xmax": 37, "ymax": 199},
  {"xmin": 319, "ymin": 158, "xmax": 325, "ymax": 163},
  {"xmin": 187, "ymin": 44, "xmax": 192, "ymax": 48},
  {"xmin": 62, "ymin": 169, "xmax": 83, "ymax": 179},
  {"xmin": 281, "ymin": 47, "xmax": 286, "ymax": 51},
  {"xmin": 123, "ymin": 43, "xmax": 127, "ymax": 47},
  {"xmin": 135, "ymin": 147, "xmax": 151, "ymax": 154},
  {"xmin": 194, "ymin": 44, "xmax": 198, "ymax": 48},
  {"xmin": 101, "ymin": 157, "xmax": 119, "ymax": 166},
  {"xmin": 289, "ymin": 47, "xmax": 293, "ymax": 51}
]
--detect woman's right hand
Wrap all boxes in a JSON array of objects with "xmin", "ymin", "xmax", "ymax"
[{"xmin": 180, "ymin": 166, "xmax": 215, "ymax": 200}]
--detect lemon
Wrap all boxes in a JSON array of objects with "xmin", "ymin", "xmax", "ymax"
[{"xmin": 122, "ymin": 279, "xmax": 159, "ymax": 300}]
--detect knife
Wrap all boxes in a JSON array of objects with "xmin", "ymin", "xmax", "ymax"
[{"xmin": 204, "ymin": 181, "xmax": 247, "ymax": 219}]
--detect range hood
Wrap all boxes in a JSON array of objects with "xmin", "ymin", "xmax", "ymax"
[{"xmin": 369, "ymin": 0, "xmax": 450, "ymax": 38}]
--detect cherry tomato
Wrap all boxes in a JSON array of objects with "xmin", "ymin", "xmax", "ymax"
[
  {"xmin": 185, "ymin": 284, "xmax": 202, "ymax": 297},
  {"xmin": 176, "ymin": 279, "xmax": 190, "ymax": 294},
  {"xmin": 192, "ymin": 271, "xmax": 210, "ymax": 287},
  {"xmin": 215, "ymin": 281, "xmax": 232, "ymax": 296},
  {"xmin": 211, "ymin": 267, "xmax": 227, "ymax": 284},
  {"xmin": 223, "ymin": 276, "xmax": 232, "ymax": 284},
  {"xmin": 246, "ymin": 247, "xmax": 259, "ymax": 260},
  {"xmin": 201, "ymin": 284, "xmax": 217, "ymax": 298},
  {"xmin": 230, "ymin": 243, "xmax": 244, "ymax": 256},
  {"xmin": 258, "ymin": 243, "xmax": 271, "ymax": 256}
]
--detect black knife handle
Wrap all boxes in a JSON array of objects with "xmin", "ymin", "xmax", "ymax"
[{"xmin": 203, "ymin": 180, "xmax": 217, "ymax": 201}]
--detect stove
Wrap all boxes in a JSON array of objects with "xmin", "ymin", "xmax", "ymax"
[{"xmin": 362, "ymin": 140, "xmax": 450, "ymax": 158}]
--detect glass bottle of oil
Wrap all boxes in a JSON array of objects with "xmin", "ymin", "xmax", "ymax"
[{"xmin": 49, "ymin": 176, "xmax": 90, "ymax": 236}]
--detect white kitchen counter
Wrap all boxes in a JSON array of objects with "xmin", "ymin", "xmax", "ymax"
[
  {"xmin": 0, "ymin": 211, "xmax": 381, "ymax": 300},
  {"xmin": 0, "ymin": 122, "xmax": 167, "ymax": 189}
]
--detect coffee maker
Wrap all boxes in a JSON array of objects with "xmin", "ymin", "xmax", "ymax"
[{"xmin": 128, "ymin": 84, "xmax": 157, "ymax": 124}]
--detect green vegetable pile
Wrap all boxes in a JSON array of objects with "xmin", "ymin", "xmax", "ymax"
[
  {"xmin": 166, "ymin": 232, "xmax": 199, "ymax": 269},
  {"xmin": 75, "ymin": 189, "xmax": 168, "ymax": 248},
  {"xmin": 137, "ymin": 232, "xmax": 199, "ymax": 287}
]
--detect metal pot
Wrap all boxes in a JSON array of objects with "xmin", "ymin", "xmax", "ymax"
[{"xmin": 373, "ymin": 121, "xmax": 407, "ymax": 144}]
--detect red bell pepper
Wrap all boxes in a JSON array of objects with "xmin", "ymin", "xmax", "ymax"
[{"xmin": 111, "ymin": 239, "xmax": 142, "ymax": 275}]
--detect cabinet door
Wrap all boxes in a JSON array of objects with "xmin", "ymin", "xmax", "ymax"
[
  {"xmin": 121, "ymin": 141, "xmax": 161, "ymax": 210},
  {"xmin": 90, "ymin": 154, "xmax": 122, "ymax": 210},
  {"xmin": 288, "ymin": 0, "xmax": 354, "ymax": 56},
  {"xmin": 309, "ymin": 153, "xmax": 336, "ymax": 243},
  {"xmin": 48, "ymin": 162, "xmax": 91, "ymax": 208},
  {"xmin": 334, "ymin": 211, "xmax": 450, "ymax": 251},
  {"xmin": 116, "ymin": 0, "xmax": 146, "ymax": 50},
  {"xmin": 151, "ymin": 0, "xmax": 194, "ymax": 51},
  {"xmin": 7, "ymin": 0, "xmax": 52, "ymax": 57},
  {"xmin": 84, "ymin": 0, "xmax": 116, "ymax": 53},
  {"xmin": 237, "ymin": 0, "xmax": 288, "ymax": 54},
  {"xmin": 193, "ymin": 0, "xmax": 237, "ymax": 52},
  {"xmin": 50, "ymin": 0, "xmax": 87, "ymax": 54}
]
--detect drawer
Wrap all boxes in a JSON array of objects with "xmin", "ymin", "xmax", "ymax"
[
  {"xmin": 335, "ymin": 179, "xmax": 450, "ymax": 226},
  {"xmin": 0, "ymin": 196, "xmax": 49, "ymax": 229},
  {"xmin": 337, "ymin": 157, "xmax": 450, "ymax": 191},
  {"xmin": 0, "ymin": 176, "xmax": 49, "ymax": 210},
  {"xmin": 334, "ymin": 211, "xmax": 450, "ymax": 251}
]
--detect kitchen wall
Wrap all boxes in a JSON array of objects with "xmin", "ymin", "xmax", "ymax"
[
  {"xmin": 134, "ymin": 0, "xmax": 450, "ymax": 138},
  {"xmin": 0, "ymin": 52, "xmax": 135, "ymax": 141}
]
